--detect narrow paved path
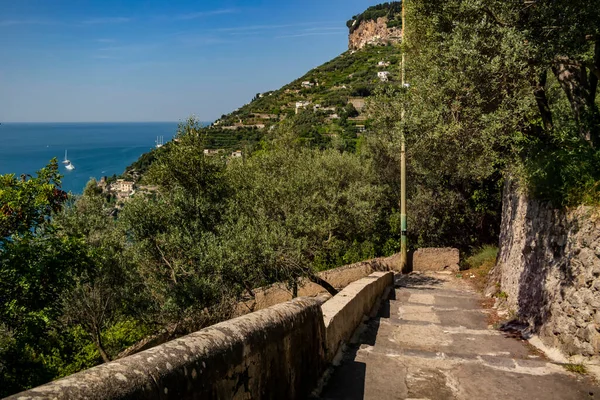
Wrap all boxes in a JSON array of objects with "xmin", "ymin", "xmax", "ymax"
[{"xmin": 319, "ymin": 272, "xmax": 599, "ymax": 400}]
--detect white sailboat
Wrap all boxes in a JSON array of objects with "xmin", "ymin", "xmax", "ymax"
[
  {"xmin": 155, "ymin": 136, "xmax": 164, "ymax": 148},
  {"xmin": 64, "ymin": 150, "xmax": 75, "ymax": 170}
]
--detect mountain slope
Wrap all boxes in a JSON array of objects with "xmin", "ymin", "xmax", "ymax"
[{"xmin": 125, "ymin": 4, "xmax": 403, "ymax": 179}]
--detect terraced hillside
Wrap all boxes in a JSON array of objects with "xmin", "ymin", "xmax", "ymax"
[{"xmin": 125, "ymin": 44, "xmax": 401, "ymax": 179}]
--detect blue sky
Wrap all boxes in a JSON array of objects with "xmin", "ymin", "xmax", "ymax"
[{"xmin": 0, "ymin": 0, "xmax": 378, "ymax": 122}]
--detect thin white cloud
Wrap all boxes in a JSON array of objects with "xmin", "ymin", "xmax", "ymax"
[
  {"xmin": 82, "ymin": 17, "xmax": 132, "ymax": 25},
  {"xmin": 303, "ymin": 27, "xmax": 346, "ymax": 32},
  {"xmin": 96, "ymin": 38, "xmax": 116, "ymax": 43},
  {"xmin": 276, "ymin": 31, "xmax": 345, "ymax": 39},
  {"xmin": 176, "ymin": 8, "xmax": 239, "ymax": 20},
  {"xmin": 0, "ymin": 19, "xmax": 53, "ymax": 27},
  {"xmin": 97, "ymin": 43, "xmax": 158, "ymax": 53},
  {"xmin": 217, "ymin": 24, "xmax": 305, "ymax": 32}
]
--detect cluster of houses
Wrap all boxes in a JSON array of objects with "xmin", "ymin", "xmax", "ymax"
[
  {"xmin": 97, "ymin": 177, "xmax": 136, "ymax": 201},
  {"xmin": 203, "ymin": 148, "xmax": 243, "ymax": 158},
  {"xmin": 377, "ymin": 60, "xmax": 391, "ymax": 81}
]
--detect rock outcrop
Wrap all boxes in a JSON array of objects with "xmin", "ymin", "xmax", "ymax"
[
  {"xmin": 348, "ymin": 17, "xmax": 402, "ymax": 50},
  {"xmin": 487, "ymin": 179, "xmax": 600, "ymax": 363}
]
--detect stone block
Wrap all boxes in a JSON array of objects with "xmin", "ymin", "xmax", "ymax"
[
  {"xmin": 412, "ymin": 248, "xmax": 460, "ymax": 272},
  {"xmin": 321, "ymin": 271, "xmax": 394, "ymax": 362}
]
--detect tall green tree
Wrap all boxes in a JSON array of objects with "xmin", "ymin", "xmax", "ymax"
[
  {"xmin": 0, "ymin": 162, "xmax": 91, "ymax": 395},
  {"xmin": 119, "ymin": 118, "xmax": 234, "ymax": 331}
]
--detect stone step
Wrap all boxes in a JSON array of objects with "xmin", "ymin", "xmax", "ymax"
[
  {"xmin": 394, "ymin": 287, "xmax": 481, "ymax": 300},
  {"xmin": 379, "ymin": 300, "xmax": 492, "ymax": 330},
  {"xmin": 363, "ymin": 317, "xmax": 535, "ymax": 360},
  {"xmin": 320, "ymin": 346, "xmax": 597, "ymax": 400},
  {"xmin": 319, "ymin": 272, "xmax": 600, "ymax": 400},
  {"xmin": 392, "ymin": 291, "xmax": 484, "ymax": 308}
]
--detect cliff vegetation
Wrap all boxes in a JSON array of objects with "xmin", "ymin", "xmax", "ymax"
[{"xmin": 347, "ymin": 2, "xmax": 403, "ymax": 34}]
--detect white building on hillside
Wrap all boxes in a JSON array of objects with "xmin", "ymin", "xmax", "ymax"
[
  {"xmin": 115, "ymin": 179, "xmax": 134, "ymax": 194},
  {"xmin": 295, "ymin": 101, "xmax": 311, "ymax": 114},
  {"xmin": 378, "ymin": 71, "xmax": 390, "ymax": 82}
]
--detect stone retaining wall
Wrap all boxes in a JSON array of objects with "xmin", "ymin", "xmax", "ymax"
[
  {"xmin": 9, "ymin": 272, "xmax": 394, "ymax": 400},
  {"xmin": 487, "ymin": 180, "xmax": 600, "ymax": 364},
  {"xmin": 238, "ymin": 253, "xmax": 400, "ymax": 314}
]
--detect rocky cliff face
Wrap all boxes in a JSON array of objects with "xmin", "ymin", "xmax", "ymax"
[
  {"xmin": 348, "ymin": 17, "xmax": 402, "ymax": 50},
  {"xmin": 487, "ymin": 180, "xmax": 600, "ymax": 362}
]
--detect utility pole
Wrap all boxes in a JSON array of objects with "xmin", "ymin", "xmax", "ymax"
[{"xmin": 400, "ymin": 0, "xmax": 407, "ymax": 272}]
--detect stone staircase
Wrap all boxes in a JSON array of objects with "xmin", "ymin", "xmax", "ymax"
[{"xmin": 319, "ymin": 272, "xmax": 598, "ymax": 400}]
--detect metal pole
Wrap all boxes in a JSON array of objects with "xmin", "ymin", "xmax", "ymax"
[{"xmin": 400, "ymin": 0, "xmax": 407, "ymax": 272}]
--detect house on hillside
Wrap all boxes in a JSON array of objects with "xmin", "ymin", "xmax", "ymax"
[
  {"xmin": 204, "ymin": 149, "xmax": 222, "ymax": 156},
  {"xmin": 295, "ymin": 101, "xmax": 311, "ymax": 114},
  {"xmin": 301, "ymin": 81, "xmax": 314, "ymax": 88},
  {"xmin": 231, "ymin": 150, "xmax": 243, "ymax": 158},
  {"xmin": 378, "ymin": 71, "xmax": 390, "ymax": 82},
  {"xmin": 116, "ymin": 179, "xmax": 134, "ymax": 193},
  {"xmin": 378, "ymin": 61, "xmax": 391, "ymax": 67}
]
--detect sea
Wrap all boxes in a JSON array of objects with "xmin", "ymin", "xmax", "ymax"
[{"xmin": 0, "ymin": 122, "xmax": 190, "ymax": 194}]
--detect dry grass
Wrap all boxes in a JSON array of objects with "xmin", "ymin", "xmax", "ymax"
[{"xmin": 461, "ymin": 245, "xmax": 498, "ymax": 292}]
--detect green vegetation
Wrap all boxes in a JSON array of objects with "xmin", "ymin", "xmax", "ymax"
[
  {"xmin": 398, "ymin": 0, "xmax": 600, "ymax": 208},
  {"xmin": 347, "ymin": 2, "xmax": 403, "ymax": 33},
  {"xmin": 0, "ymin": 119, "xmax": 393, "ymax": 396},
  {"xmin": 2, "ymin": 1, "xmax": 599, "ymax": 396},
  {"xmin": 461, "ymin": 246, "xmax": 499, "ymax": 291},
  {"xmin": 464, "ymin": 246, "xmax": 499, "ymax": 271},
  {"xmin": 563, "ymin": 363, "xmax": 587, "ymax": 374},
  {"xmin": 496, "ymin": 291, "xmax": 508, "ymax": 300}
]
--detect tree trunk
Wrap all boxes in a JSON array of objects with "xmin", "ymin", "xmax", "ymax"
[
  {"xmin": 552, "ymin": 58, "xmax": 598, "ymax": 145},
  {"xmin": 93, "ymin": 328, "xmax": 111, "ymax": 363},
  {"xmin": 589, "ymin": 38, "xmax": 600, "ymax": 104},
  {"xmin": 533, "ymin": 70, "xmax": 553, "ymax": 132},
  {"xmin": 307, "ymin": 274, "xmax": 338, "ymax": 296}
]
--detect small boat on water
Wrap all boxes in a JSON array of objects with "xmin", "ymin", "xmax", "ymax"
[
  {"xmin": 155, "ymin": 136, "xmax": 164, "ymax": 148},
  {"xmin": 63, "ymin": 150, "xmax": 75, "ymax": 170}
]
